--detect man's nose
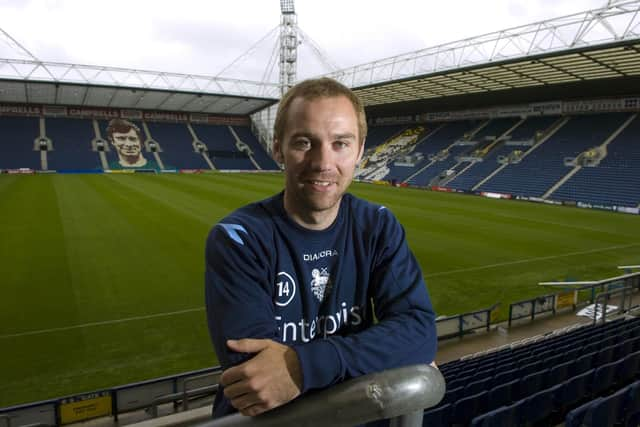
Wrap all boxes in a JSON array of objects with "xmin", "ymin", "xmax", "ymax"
[{"xmin": 309, "ymin": 142, "xmax": 333, "ymax": 170}]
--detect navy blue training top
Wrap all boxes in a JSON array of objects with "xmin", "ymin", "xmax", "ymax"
[{"xmin": 205, "ymin": 192, "xmax": 437, "ymax": 419}]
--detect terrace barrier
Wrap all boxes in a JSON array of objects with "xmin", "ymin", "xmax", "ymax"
[
  {"xmin": 196, "ymin": 364, "xmax": 445, "ymax": 427},
  {"xmin": 509, "ymin": 271, "xmax": 640, "ymax": 326}
]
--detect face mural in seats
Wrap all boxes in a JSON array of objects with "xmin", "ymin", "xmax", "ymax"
[{"xmin": 106, "ymin": 119, "xmax": 149, "ymax": 168}]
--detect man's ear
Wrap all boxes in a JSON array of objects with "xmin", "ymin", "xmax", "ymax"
[{"xmin": 272, "ymin": 139, "xmax": 284, "ymax": 164}]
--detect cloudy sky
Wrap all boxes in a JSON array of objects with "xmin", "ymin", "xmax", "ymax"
[{"xmin": 0, "ymin": 0, "xmax": 606, "ymax": 82}]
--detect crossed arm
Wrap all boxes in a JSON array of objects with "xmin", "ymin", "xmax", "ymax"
[{"xmin": 220, "ymin": 338, "xmax": 302, "ymax": 416}]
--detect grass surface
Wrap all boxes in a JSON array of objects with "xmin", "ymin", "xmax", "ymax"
[{"xmin": 1, "ymin": 173, "xmax": 638, "ymax": 406}]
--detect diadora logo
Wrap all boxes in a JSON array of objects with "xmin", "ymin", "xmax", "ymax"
[
  {"xmin": 275, "ymin": 271, "xmax": 296, "ymax": 307},
  {"xmin": 303, "ymin": 249, "xmax": 338, "ymax": 262},
  {"xmin": 218, "ymin": 223, "xmax": 248, "ymax": 245},
  {"xmin": 310, "ymin": 267, "xmax": 331, "ymax": 302}
]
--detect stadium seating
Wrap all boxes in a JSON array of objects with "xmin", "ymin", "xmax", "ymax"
[
  {"xmin": 191, "ymin": 123, "xmax": 256, "ymax": 170},
  {"xmin": 365, "ymin": 124, "xmax": 406, "ymax": 150},
  {"xmin": 46, "ymin": 118, "xmax": 101, "ymax": 170},
  {"xmin": 447, "ymin": 117, "xmax": 557, "ymax": 192},
  {"xmin": 146, "ymin": 122, "xmax": 210, "ymax": 170},
  {"xmin": 429, "ymin": 316, "xmax": 640, "ymax": 426},
  {"xmin": 551, "ymin": 114, "xmax": 640, "ymax": 207},
  {"xmin": 231, "ymin": 126, "xmax": 279, "ymax": 170},
  {"xmin": 0, "ymin": 116, "xmax": 40, "ymax": 170},
  {"xmin": 403, "ymin": 121, "xmax": 483, "ymax": 186},
  {"xmin": 0, "ymin": 112, "xmax": 637, "ymax": 208},
  {"xmin": 477, "ymin": 113, "xmax": 630, "ymax": 198}
]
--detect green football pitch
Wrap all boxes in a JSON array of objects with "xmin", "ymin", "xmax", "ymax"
[{"xmin": 1, "ymin": 173, "xmax": 638, "ymax": 407}]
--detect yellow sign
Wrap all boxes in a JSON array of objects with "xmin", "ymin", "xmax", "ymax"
[
  {"xmin": 105, "ymin": 169, "xmax": 135, "ymax": 174},
  {"xmin": 556, "ymin": 291, "xmax": 577, "ymax": 310},
  {"xmin": 60, "ymin": 393, "xmax": 112, "ymax": 424}
]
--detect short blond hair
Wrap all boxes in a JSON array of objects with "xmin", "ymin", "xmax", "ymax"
[{"xmin": 274, "ymin": 77, "xmax": 367, "ymax": 144}]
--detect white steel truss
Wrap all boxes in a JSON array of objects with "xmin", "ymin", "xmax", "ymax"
[
  {"xmin": 326, "ymin": 0, "xmax": 640, "ymax": 88},
  {"xmin": 0, "ymin": 59, "xmax": 281, "ymax": 99}
]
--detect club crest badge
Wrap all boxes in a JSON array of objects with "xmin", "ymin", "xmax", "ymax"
[{"xmin": 310, "ymin": 267, "xmax": 332, "ymax": 302}]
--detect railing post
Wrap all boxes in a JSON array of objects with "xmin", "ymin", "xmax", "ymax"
[{"xmin": 389, "ymin": 409, "xmax": 423, "ymax": 427}]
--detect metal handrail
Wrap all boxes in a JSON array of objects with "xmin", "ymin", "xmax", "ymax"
[
  {"xmin": 150, "ymin": 385, "xmax": 219, "ymax": 418},
  {"xmin": 183, "ymin": 371, "xmax": 222, "ymax": 411},
  {"xmin": 593, "ymin": 284, "xmax": 634, "ymax": 324},
  {"xmin": 195, "ymin": 364, "xmax": 445, "ymax": 427}
]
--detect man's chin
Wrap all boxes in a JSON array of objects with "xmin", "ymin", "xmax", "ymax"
[{"xmin": 300, "ymin": 193, "xmax": 343, "ymax": 213}]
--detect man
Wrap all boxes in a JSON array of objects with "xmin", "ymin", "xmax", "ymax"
[
  {"xmin": 106, "ymin": 119, "xmax": 153, "ymax": 168},
  {"xmin": 205, "ymin": 78, "xmax": 436, "ymax": 421}
]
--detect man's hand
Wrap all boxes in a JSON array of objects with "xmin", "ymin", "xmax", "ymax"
[{"xmin": 221, "ymin": 338, "xmax": 303, "ymax": 416}]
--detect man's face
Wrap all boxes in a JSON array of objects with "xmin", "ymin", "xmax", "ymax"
[
  {"xmin": 273, "ymin": 95, "xmax": 364, "ymax": 221},
  {"xmin": 111, "ymin": 129, "xmax": 142, "ymax": 158}
]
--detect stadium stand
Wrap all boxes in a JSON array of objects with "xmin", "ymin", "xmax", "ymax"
[
  {"xmin": 402, "ymin": 120, "xmax": 482, "ymax": 186},
  {"xmin": 190, "ymin": 123, "xmax": 257, "ymax": 170},
  {"xmin": 145, "ymin": 122, "xmax": 210, "ymax": 170},
  {"xmin": 428, "ymin": 316, "xmax": 640, "ymax": 426},
  {"xmin": 0, "ymin": 116, "xmax": 40, "ymax": 170},
  {"xmin": 231, "ymin": 125, "xmax": 279, "ymax": 170},
  {"xmin": 45, "ymin": 117, "xmax": 101, "ymax": 170},
  {"xmin": 365, "ymin": 124, "xmax": 406, "ymax": 150},
  {"xmin": 551, "ymin": 114, "xmax": 640, "ymax": 208},
  {"xmin": 477, "ymin": 113, "xmax": 630, "ymax": 198}
]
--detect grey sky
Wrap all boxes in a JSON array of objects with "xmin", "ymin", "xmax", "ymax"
[{"xmin": 0, "ymin": 0, "xmax": 605, "ymax": 82}]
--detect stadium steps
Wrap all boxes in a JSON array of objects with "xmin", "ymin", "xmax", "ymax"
[
  {"xmin": 445, "ymin": 118, "xmax": 525, "ymax": 190},
  {"xmin": 187, "ymin": 123, "xmax": 216, "ymax": 170},
  {"xmin": 92, "ymin": 119, "xmax": 111, "ymax": 170},
  {"xmin": 543, "ymin": 112, "xmax": 638, "ymax": 200},
  {"xmin": 403, "ymin": 130, "xmax": 464, "ymax": 184},
  {"xmin": 227, "ymin": 126, "xmax": 261, "ymax": 170},
  {"xmin": 472, "ymin": 116, "xmax": 569, "ymax": 192},
  {"xmin": 142, "ymin": 122, "xmax": 166, "ymax": 170}
]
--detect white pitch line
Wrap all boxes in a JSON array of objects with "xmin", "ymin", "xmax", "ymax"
[
  {"xmin": 425, "ymin": 243, "xmax": 640, "ymax": 278},
  {"xmin": 0, "ymin": 307, "xmax": 204, "ymax": 339}
]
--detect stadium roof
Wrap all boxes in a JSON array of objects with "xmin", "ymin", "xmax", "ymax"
[
  {"xmin": 0, "ymin": 60, "xmax": 280, "ymax": 115},
  {"xmin": 327, "ymin": 1, "xmax": 640, "ymax": 108},
  {"xmin": 0, "ymin": 1, "xmax": 638, "ymax": 117}
]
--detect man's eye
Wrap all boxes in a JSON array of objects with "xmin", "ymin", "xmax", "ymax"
[
  {"xmin": 293, "ymin": 140, "xmax": 310, "ymax": 149},
  {"xmin": 334, "ymin": 141, "xmax": 349, "ymax": 149}
]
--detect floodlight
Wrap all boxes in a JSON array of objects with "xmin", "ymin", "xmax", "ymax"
[{"xmin": 280, "ymin": 0, "xmax": 295, "ymax": 14}]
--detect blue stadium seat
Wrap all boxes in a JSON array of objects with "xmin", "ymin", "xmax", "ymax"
[
  {"xmin": 565, "ymin": 397, "xmax": 601, "ymax": 427},
  {"xmin": 587, "ymin": 386, "xmax": 627, "ymax": 427},
  {"xmin": 553, "ymin": 369, "xmax": 595, "ymax": 414},
  {"xmin": 594, "ymin": 345, "xmax": 615, "ymax": 366},
  {"xmin": 488, "ymin": 379, "xmax": 518, "ymax": 410},
  {"xmin": 492, "ymin": 368, "xmax": 519, "ymax": 387},
  {"xmin": 520, "ymin": 369, "xmax": 549, "ymax": 397},
  {"xmin": 441, "ymin": 385, "xmax": 464, "ymax": 406},
  {"xmin": 563, "ymin": 348, "xmax": 582, "ymax": 363},
  {"xmin": 450, "ymin": 390, "xmax": 489, "ymax": 426},
  {"xmin": 592, "ymin": 361, "xmax": 618, "ymax": 396},
  {"xmin": 519, "ymin": 361, "xmax": 544, "ymax": 377},
  {"xmin": 519, "ymin": 387, "xmax": 555, "ymax": 426},
  {"xmin": 465, "ymin": 377, "xmax": 493, "ymax": 397},
  {"xmin": 623, "ymin": 381, "xmax": 640, "ymax": 427},
  {"xmin": 574, "ymin": 352, "xmax": 597, "ymax": 375},
  {"xmin": 544, "ymin": 353, "xmax": 565, "ymax": 370},
  {"xmin": 421, "ymin": 403, "xmax": 450, "ymax": 427},
  {"xmin": 550, "ymin": 360, "xmax": 574, "ymax": 384},
  {"xmin": 471, "ymin": 368, "xmax": 495, "ymax": 382},
  {"xmin": 619, "ymin": 351, "xmax": 640, "ymax": 385},
  {"xmin": 470, "ymin": 401, "xmax": 520, "ymax": 427},
  {"xmin": 613, "ymin": 339, "xmax": 634, "ymax": 360}
]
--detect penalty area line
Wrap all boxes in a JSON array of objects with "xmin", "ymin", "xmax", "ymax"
[
  {"xmin": 0, "ymin": 307, "xmax": 204, "ymax": 339},
  {"xmin": 424, "ymin": 242, "xmax": 640, "ymax": 278}
]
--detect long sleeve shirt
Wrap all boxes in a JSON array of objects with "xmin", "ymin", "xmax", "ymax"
[{"xmin": 205, "ymin": 192, "xmax": 437, "ymax": 419}]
